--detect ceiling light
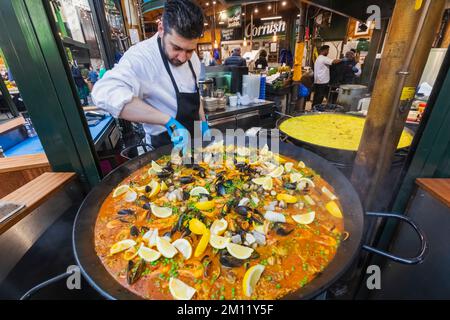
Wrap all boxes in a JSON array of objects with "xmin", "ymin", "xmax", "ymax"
[
  {"xmin": 268, "ymin": 5, "xmax": 272, "ymax": 10},
  {"xmin": 213, "ymin": 1, "xmax": 216, "ymax": 4},
  {"xmin": 260, "ymin": 16, "xmax": 282, "ymax": 21},
  {"xmin": 205, "ymin": 2, "xmax": 209, "ymax": 5},
  {"xmin": 254, "ymin": 8, "xmax": 258, "ymax": 13},
  {"xmin": 282, "ymin": 1, "xmax": 287, "ymax": 6},
  {"xmin": 242, "ymin": 13, "xmax": 246, "ymax": 16},
  {"xmin": 204, "ymin": 22, "xmax": 208, "ymax": 26},
  {"xmin": 219, "ymin": 21, "xmax": 225, "ymax": 25}
]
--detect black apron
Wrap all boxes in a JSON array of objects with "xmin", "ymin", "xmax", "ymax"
[{"xmin": 151, "ymin": 36, "xmax": 200, "ymax": 148}]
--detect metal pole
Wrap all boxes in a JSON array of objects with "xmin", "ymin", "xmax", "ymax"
[{"xmin": 351, "ymin": 0, "xmax": 446, "ymax": 210}]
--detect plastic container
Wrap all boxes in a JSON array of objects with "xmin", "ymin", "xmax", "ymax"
[{"xmin": 259, "ymin": 75, "xmax": 266, "ymax": 100}]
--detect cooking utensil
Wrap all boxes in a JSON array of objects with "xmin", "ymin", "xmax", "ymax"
[{"xmin": 73, "ymin": 140, "xmax": 426, "ymax": 300}]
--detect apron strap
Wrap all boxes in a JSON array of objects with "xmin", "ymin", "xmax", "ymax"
[{"xmin": 157, "ymin": 36, "xmax": 198, "ymax": 94}]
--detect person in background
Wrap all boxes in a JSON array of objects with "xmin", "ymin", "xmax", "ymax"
[
  {"xmin": 88, "ymin": 65, "xmax": 99, "ymax": 85},
  {"xmin": 71, "ymin": 62, "xmax": 89, "ymax": 106},
  {"xmin": 98, "ymin": 63, "xmax": 107, "ymax": 79},
  {"xmin": 224, "ymin": 47, "xmax": 246, "ymax": 67},
  {"xmin": 203, "ymin": 51, "xmax": 216, "ymax": 67},
  {"xmin": 254, "ymin": 49, "xmax": 268, "ymax": 70},
  {"xmin": 312, "ymin": 45, "xmax": 341, "ymax": 107}
]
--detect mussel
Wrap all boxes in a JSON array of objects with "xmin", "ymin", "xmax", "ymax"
[
  {"xmin": 216, "ymin": 183, "xmax": 227, "ymax": 196},
  {"xmin": 145, "ymin": 185, "xmax": 152, "ymax": 193},
  {"xmin": 180, "ymin": 176, "xmax": 194, "ymax": 184},
  {"xmin": 235, "ymin": 206, "xmax": 250, "ymax": 216},
  {"xmin": 284, "ymin": 183, "xmax": 297, "ymax": 190},
  {"xmin": 142, "ymin": 202, "xmax": 151, "ymax": 210},
  {"xmin": 130, "ymin": 226, "xmax": 140, "ymax": 237},
  {"xmin": 274, "ymin": 223, "xmax": 295, "ymax": 236},
  {"xmin": 118, "ymin": 209, "xmax": 135, "ymax": 216},
  {"xmin": 219, "ymin": 250, "xmax": 244, "ymax": 268},
  {"xmin": 157, "ymin": 170, "xmax": 172, "ymax": 179},
  {"xmin": 126, "ymin": 259, "xmax": 146, "ymax": 285},
  {"xmin": 171, "ymin": 213, "xmax": 186, "ymax": 234}
]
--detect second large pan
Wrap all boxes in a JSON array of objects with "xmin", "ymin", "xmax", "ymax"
[{"xmin": 73, "ymin": 140, "xmax": 427, "ymax": 300}]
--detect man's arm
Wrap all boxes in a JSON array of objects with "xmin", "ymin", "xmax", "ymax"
[{"xmin": 119, "ymin": 97, "xmax": 170, "ymax": 126}]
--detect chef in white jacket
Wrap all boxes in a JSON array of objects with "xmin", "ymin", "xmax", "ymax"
[{"xmin": 92, "ymin": 0, "xmax": 209, "ymax": 153}]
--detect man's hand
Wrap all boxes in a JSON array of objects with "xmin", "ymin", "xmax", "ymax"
[
  {"xmin": 165, "ymin": 117, "xmax": 189, "ymax": 154},
  {"xmin": 201, "ymin": 120, "xmax": 211, "ymax": 139}
]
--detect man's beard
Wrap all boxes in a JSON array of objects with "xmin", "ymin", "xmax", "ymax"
[{"xmin": 162, "ymin": 35, "xmax": 185, "ymax": 67}]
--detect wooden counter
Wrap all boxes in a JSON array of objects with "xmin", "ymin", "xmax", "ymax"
[
  {"xmin": 0, "ymin": 117, "xmax": 25, "ymax": 135},
  {"xmin": 416, "ymin": 178, "xmax": 450, "ymax": 208},
  {"xmin": 0, "ymin": 154, "xmax": 51, "ymax": 198},
  {"xmin": 0, "ymin": 172, "xmax": 76, "ymax": 235}
]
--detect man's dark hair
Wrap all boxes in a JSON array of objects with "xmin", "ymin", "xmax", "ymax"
[
  {"xmin": 260, "ymin": 49, "xmax": 267, "ymax": 58},
  {"xmin": 319, "ymin": 45, "xmax": 330, "ymax": 52},
  {"xmin": 163, "ymin": 0, "xmax": 204, "ymax": 39}
]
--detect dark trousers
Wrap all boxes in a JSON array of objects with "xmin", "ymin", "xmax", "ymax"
[{"xmin": 312, "ymin": 83, "xmax": 330, "ymax": 107}]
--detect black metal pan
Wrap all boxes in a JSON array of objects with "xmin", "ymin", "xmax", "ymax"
[{"xmin": 73, "ymin": 140, "xmax": 427, "ymax": 300}]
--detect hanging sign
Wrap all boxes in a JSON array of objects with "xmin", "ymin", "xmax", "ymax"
[
  {"xmin": 221, "ymin": 28, "xmax": 243, "ymax": 41},
  {"xmin": 245, "ymin": 20, "xmax": 286, "ymax": 39}
]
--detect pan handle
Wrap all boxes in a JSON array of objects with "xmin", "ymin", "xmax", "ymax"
[{"xmin": 362, "ymin": 212, "xmax": 428, "ymax": 265}]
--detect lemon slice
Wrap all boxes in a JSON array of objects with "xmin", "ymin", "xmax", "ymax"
[
  {"xmin": 142, "ymin": 228, "xmax": 158, "ymax": 247},
  {"xmin": 209, "ymin": 234, "xmax": 230, "ymax": 249},
  {"xmin": 252, "ymin": 177, "xmax": 268, "ymax": 185},
  {"xmin": 110, "ymin": 239, "xmax": 136, "ymax": 255},
  {"xmin": 226, "ymin": 242, "xmax": 254, "ymax": 260},
  {"xmin": 290, "ymin": 172, "xmax": 303, "ymax": 183},
  {"xmin": 134, "ymin": 185, "xmax": 147, "ymax": 193},
  {"xmin": 150, "ymin": 204, "xmax": 173, "ymax": 218},
  {"xmin": 194, "ymin": 229, "xmax": 210, "ymax": 257},
  {"xmin": 298, "ymin": 161, "xmax": 306, "ymax": 168},
  {"xmin": 161, "ymin": 181, "xmax": 168, "ymax": 192},
  {"xmin": 321, "ymin": 186, "xmax": 337, "ymax": 200},
  {"xmin": 210, "ymin": 218, "xmax": 228, "ymax": 235},
  {"xmin": 292, "ymin": 211, "xmax": 316, "ymax": 225},
  {"xmin": 156, "ymin": 236, "xmax": 178, "ymax": 258},
  {"xmin": 172, "ymin": 238, "xmax": 193, "ymax": 260},
  {"xmin": 147, "ymin": 179, "xmax": 161, "ymax": 198},
  {"xmin": 326, "ymin": 201, "xmax": 343, "ymax": 219},
  {"xmin": 124, "ymin": 190, "xmax": 137, "ymax": 202},
  {"xmin": 169, "ymin": 277, "xmax": 196, "ymax": 300},
  {"xmin": 276, "ymin": 193, "xmax": 298, "ymax": 204},
  {"xmin": 123, "ymin": 246, "xmax": 139, "ymax": 261},
  {"xmin": 269, "ymin": 166, "xmax": 284, "ymax": 178},
  {"xmin": 112, "ymin": 185, "xmax": 131, "ymax": 198},
  {"xmin": 252, "ymin": 176, "xmax": 273, "ymax": 191},
  {"xmin": 190, "ymin": 186, "xmax": 210, "ymax": 197},
  {"xmin": 284, "ymin": 162, "xmax": 294, "ymax": 173},
  {"xmin": 297, "ymin": 178, "xmax": 316, "ymax": 191},
  {"xmin": 137, "ymin": 245, "xmax": 161, "ymax": 262},
  {"xmin": 148, "ymin": 160, "xmax": 163, "ymax": 175},
  {"xmin": 195, "ymin": 200, "xmax": 215, "ymax": 211},
  {"xmin": 260, "ymin": 144, "xmax": 269, "ymax": 155},
  {"xmin": 243, "ymin": 264, "xmax": 265, "ymax": 297},
  {"xmin": 189, "ymin": 218, "xmax": 207, "ymax": 235},
  {"xmin": 303, "ymin": 195, "xmax": 316, "ymax": 206}
]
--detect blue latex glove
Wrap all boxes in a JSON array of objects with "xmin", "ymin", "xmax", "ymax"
[
  {"xmin": 165, "ymin": 117, "xmax": 189, "ymax": 154},
  {"xmin": 352, "ymin": 66, "xmax": 359, "ymax": 73},
  {"xmin": 201, "ymin": 120, "xmax": 211, "ymax": 139}
]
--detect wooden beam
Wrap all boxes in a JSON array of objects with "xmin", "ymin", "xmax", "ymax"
[{"xmin": 351, "ymin": 0, "xmax": 446, "ymax": 209}]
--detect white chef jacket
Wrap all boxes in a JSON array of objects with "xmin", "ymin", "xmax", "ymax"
[
  {"xmin": 314, "ymin": 54, "xmax": 334, "ymax": 84},
  {"xmin": 92, "ymin": 33, "xmax": 201, "ymax": 144}
]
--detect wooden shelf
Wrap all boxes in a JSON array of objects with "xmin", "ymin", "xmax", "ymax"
[
  {"xmin": 0, "ymin": 116, "xmax": 25, "ymax": 134},
  {"xmin": 416, "ymin": 178, "xmax": 450, "ymax": 208},
  {"xmin": 0, "ymin": 172, "xmax": 76, "ymax": 235},
  {"xmin": 0, "ymin": 153, "xmax": 49, "ymax": 173}
]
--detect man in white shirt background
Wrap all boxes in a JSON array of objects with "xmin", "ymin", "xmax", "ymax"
[
  {"xmin": 92, "ymin": 0, "xmax": 208, "ymax": 154},
  {"xmin": 312, "ymin": 45, "xmax": 341, "ymax": 107}
]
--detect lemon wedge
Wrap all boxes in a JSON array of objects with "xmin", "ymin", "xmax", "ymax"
[
  {"xmin": 112, "ymin": 185, "xmax": 131, "ymax": 198},
  {"xmin": 260, "ymin": 144, "xmax": 270, "ymax": 155},
  {"xmin": 124, "ymin": 190, "xmax": 137, "ymax": 202},
  {"xmin": 194, "ymin": 229, "xmax": 210, "ymax": 257},
  {"xmin": 169, "ymin": 277, "xmax": 196, "ymax": 300},
  {"xmin": 190, "ymin": 186, "xmax": 209, "ymax": 197},
  {"xmin": 326, "ymin": 201, "xmax": 343, "ymax": 219},
  {"xmin": 243, "ymin": 264, "xmax": 265, "ymax": 297},
  {"xmin": 298, "ymin": 161, "xmax": 306, "ymax": 168},
  {"xmin": 276, "ymin": 193, "xmax": 298, "ymax": 204},
  {"xmin": 110, "ymin": 239, "xmax": 136, "ymax": 255},
  {"xmin": 226, "ymin": 242, "xmax": 254, "ymax": 260},
  {"xmin": 303, "ymin": 195, "xmax": 316, "ymax": 206},
  {"xmin": 123, "ymin": 246, "xmax": 139, "ymax": 261},
  {"xmin": 292, "ymin": 211, "xmax": 316, "ymax": 225},
  {"xmin": 195, "ymin": 200, "xmax": 215, "ymax": 211},
  {"xmin": 297, "ymin": 178, "xmax": 316, "ymax": 190},
  {"xmin": 172, "ymin": 238, "xmax": 193, "ymax": 260},
  {"xmin": 160, "ymin": 181, "xmax": 168, "ymax": 192},
  {"xmin": 150, "ymin": 204, "xmax": 173, "ymax": 218},
  {"xmin": 252, "ymin": 176, "xmax": 273, "ymax": 191},
  {"xmin": 209, "ymin": 234, "xmax": 230, "ymax": 249},
  {"xmin": 147, "ymin": 180, "xmax": 160, "ymax": 198},
  {"xmin": 210, "ymin": 218, "xmax": 228, "ymax": 235},
  {"xmin": 148, "ymin": 160, "xmax": 163, "ymax": 175},
  {"xmin": 290, "ymin": 172, "xmax": 303, "ymax": 183},
  {"xmin": 156, "ymin": 236, "xmax": 178, "ymax": 258},
  {"xmin": 142, "ymin": 228, "xmax": 158, "ymax": 247},
  {"xmin": 189, "ymin": 218, "xmax": 207, "ymax": 235},
  {"xmin": 284, "ymin": 162, "xmax": 294, "ymax": 173},
  {"xmin": 321, "ymin": 186, "xmax": 337, "ymax": 200},
  {"xmin": 137, "ymin": 245, "xmax": 161, "ymax": 262},
  {"xmin": 269, "ymin": 165, "xmax": 284, "ymax": 178}
]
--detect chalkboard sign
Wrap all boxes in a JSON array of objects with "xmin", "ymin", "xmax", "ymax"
[{"xmin": 221, "ymin": 28, "xmax": 243, "ymax": 41}]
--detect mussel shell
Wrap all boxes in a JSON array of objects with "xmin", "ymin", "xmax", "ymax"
[
  {"xmin": 127, "ymin": 259, "xmax": 146, "ymax": 285},
  {"xmin": 216, "ymin": 183, "xmax": 227, "ymax": 196},
  {"xmin": 235, "ymin": 206, "xmax": 250, "ymax": 216},
  {"xmin": 145, "ymin": 185, "xmax": 152, "ymax": 193},
  {"xmin": 180, "ymin": 176, "xmax": 194, "ymax": 184},
  {"xmin": 142, "ymin": 202, "xmax": 151, "ymax": 210},
  {"xmin": 219, "ymin": 250, "xmax": 244, "ymax": 268},
  {"xmin": 118, "ymin": 209, "xmax": 135, "ymax": 216},
  {"xmin": 157, "ymin": 170, "xmax": 172, "ymax": 179},
  {"xmin": 284, "ymin": 183, "xmax": 297, "ymax": 190},
  {"xmin": 130, "ymin": 226, "xmax": 140, "ymax": 237},
  {"xmin": 275, "ymin": 223, "xmax": 295, "ymax": 236}
]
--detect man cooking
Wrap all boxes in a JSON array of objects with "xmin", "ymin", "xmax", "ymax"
[
  {"xmin": 312, "ymin": 45, "xmax": 341, "ymax": 107},
  {"xmin": 92, "ymin": 0, "xmax": 208, "ymax": 153}
]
